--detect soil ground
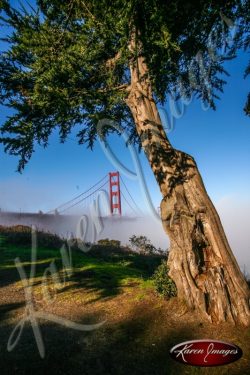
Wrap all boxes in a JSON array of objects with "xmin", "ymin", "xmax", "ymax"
[{"xmin": 0, "ymin": 235, "xmax": 249, "ymax": 375}]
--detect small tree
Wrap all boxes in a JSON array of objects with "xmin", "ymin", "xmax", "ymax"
[{"xmin": 129, "ymin": 235, "xmax": 158, "ymax": 255}]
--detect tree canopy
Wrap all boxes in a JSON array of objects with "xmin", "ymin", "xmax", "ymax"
[{"xmin": 0, "ymin": 0, "xmax": 249, "ymax": 170}]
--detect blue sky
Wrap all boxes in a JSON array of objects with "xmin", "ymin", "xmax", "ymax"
[{"xmin": 0, "ymin": 49, "xmax": 249, "ymax": 214}]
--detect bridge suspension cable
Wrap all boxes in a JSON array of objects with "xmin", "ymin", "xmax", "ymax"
[
  {"xmin": 46, "ymin": 175, "xmax": 108, "ymax": 214},
  {"xmin": 120, "ymin": 191, "xmax": 138, "ymax": 216},
  {"xmin": 120, "ymin": 176, "xmax": 143, "ymax": 215},
  {"xmin": 59, "ymin": 180, "xmax": 109, "ymax": 214},
  {"xmin": 46, "ymin": 172, "xmax": 142, "ymax": 216}
]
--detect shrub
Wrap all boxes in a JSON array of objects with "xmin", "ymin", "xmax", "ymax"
[
  {"xmin": 0, "ymin": 225, "xmax": 63, "ymax": 249},
  {"xmin": 97, "ymin": 238, "xmax": 121, "ymax": 247},
  {"xmin": 129, "ymin": 235, "xmax": 164, "ymax": 255},
  {"xmin": 152, "ymin": 260, "xmax": 177, "ymax": 298}
]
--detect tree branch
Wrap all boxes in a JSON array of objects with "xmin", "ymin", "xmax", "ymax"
[
  {"xmin": 97, "ymin": 83, "xmax": 130, "ymax": 93},
  {"xmin": 106, "ymin": 50, "xmax": 122, "ymax": 69}
]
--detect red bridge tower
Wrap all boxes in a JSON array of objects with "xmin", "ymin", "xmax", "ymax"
[{"xmin": 109, "ymin": 172, "xmax": 122, "ymax": 215}]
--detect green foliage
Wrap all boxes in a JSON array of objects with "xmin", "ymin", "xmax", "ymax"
[
  {"xmin": 0, "ymin": 225, "xmax": 63, "ymax": 248},
  {"xmin": 129, "ymin": 234, "xmax": 164, "ymax": 255},
  {"xmin": 0, "ymin": 1, "xmax": 248, "ymax": 169},
  {"xmin": 152, "ymin": 260, "xmax": 177, "ymax": 299},
  {"xmin": 244, "ymin": 93, "xmax": 250, "ymax": 116},
  {"xmin": 80, "ymin": 241, "xmax": 165, "ymax": 276},
  {"xmin": 97, "ymin": 238, "xmax": 121, "ymax": 247},
  {"xmin": 233, "ymin": 1, "xmax": 250, "ymax": 116}
]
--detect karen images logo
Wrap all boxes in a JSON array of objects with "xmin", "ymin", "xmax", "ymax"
[{"xmin": 170, "ymin": 339, "xmax": 243, "ymax": 367}]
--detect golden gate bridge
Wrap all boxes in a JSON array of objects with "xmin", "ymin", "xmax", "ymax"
[
  {"xmin": 0, "ymin": 172, "xmax": 143, "ymax": 238},
  {"xmin": 46, "ymin": 172, "xmax": 141, "ymax": 216},
  {"xmin": 40, "ymin": 172, "xmax": 141, "ymax": 217}
]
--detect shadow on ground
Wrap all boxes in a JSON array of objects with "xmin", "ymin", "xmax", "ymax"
[
  {"xmin": 0, "ymin": 236, "xmax": 249, "ymax": 375},
  {"xmin": 0, "ymin": 302, "xmax": 249, "ymax": 375}
]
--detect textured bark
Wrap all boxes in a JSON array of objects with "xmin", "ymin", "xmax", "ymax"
[{"xmin": 126, "ymin": 45, "xmax": 250, "ymax": 325}]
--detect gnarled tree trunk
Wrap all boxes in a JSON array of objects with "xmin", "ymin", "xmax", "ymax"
[{"xmin": 126, "ymin": 51, "xmax": 250, "ymax": 325}]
